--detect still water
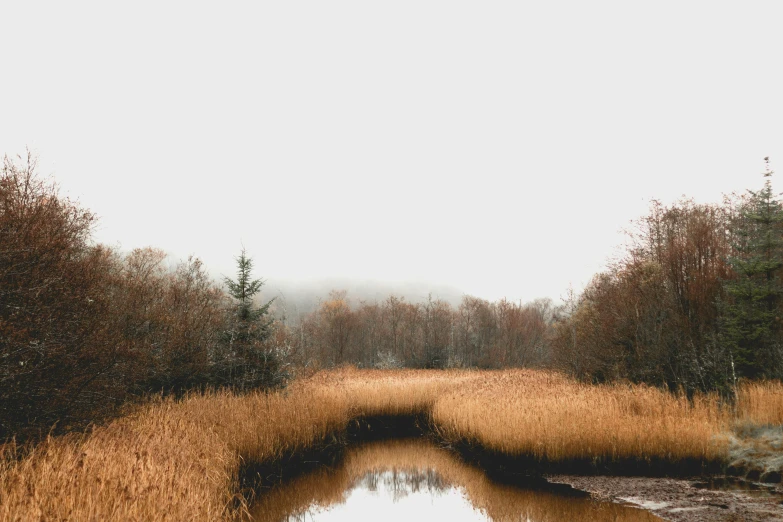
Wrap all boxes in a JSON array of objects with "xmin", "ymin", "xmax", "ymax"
[{"xmin": 250, "ymin": 439, "xmax": 662, "ymax": 522}]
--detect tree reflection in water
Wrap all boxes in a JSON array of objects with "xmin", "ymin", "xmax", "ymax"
[
  {"xmin": 358, "ymin": 468, "xmax": 448, "ymax": 502},
  {"xmin": 249, "ymin": 439, "xmax": 662, "ymax": 522}
]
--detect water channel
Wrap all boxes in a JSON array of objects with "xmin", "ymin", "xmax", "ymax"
[{"xmin": 250, "ymin": 439, "xmax": 662, "ymax": 522}]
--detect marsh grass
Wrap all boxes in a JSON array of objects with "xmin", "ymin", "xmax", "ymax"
[
  {"xmin": 737, "ymin": 380, "xmax": 783, "ymax": 425},
  {"xmin": 432, "ymin": 371, "xmax": 730, "ymax": 464},
  {"xmin": 0, "ymin": 368, "xmax": 779, "ymax": 521}
]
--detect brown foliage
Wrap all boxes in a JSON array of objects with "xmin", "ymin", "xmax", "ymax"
[
  {"xmin": 0, "ymin": 153, "xmax": 122, "ymax": 438},
  {"xmin": 107, "ymin": 248, "xmax": 227, "ymax": 393},
  {"xmin": 550, "ymin": 199, "xmax": 735, "ymax": 391},
  {"xmin": 282, "ymin": 291, "xmax": 553, "ymax": 370},
  {"xmin": 0, "ymin": 154, "xmax": 242, "ymax": 440}
]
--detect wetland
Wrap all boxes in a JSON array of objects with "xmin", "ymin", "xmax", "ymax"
[{"xmin": 250, "ymin": 439, "xmax": 662, "ymax": 522}]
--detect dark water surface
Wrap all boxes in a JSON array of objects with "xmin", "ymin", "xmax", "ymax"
[{"xmin": 250, "ymin": 439, "xmax": 662, "ymax": 522}]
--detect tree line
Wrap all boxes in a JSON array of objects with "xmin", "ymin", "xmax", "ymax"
[
  {"xmin": 273, "ymin": 291, "xmax": 553, "ymax": 370},
  {"xmin": 4, "ymin": 151, "xmax": 783, "ymax": 439},
  {"xmin": 274, "ymin": 158, "xmax": 783, "ymax": 397}
]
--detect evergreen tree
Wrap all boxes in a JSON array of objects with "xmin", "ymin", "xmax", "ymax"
[
  {"xmin": 220, "ymin": 249, "xmax": 285, "ymax": 390},
  {"xmin": 722, "ymin": 158, "xmax": 783, "ymax": 379}
]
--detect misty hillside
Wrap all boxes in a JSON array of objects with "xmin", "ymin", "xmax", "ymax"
[{"xmin": 259, "ymin": 278, "xmax": 466, "ymax": 319}]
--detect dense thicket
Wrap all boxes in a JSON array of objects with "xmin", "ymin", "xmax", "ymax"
[
  {"xmin": 1, "ymin": 154, "xmax": 118, "ymax": 438},
  {"xmin": 550, "ymin": 161, "xmax": 783, "ymax": 394},
  {"xmin": 549, "ymin": 199, "xmax": 735, "ymax": 391},
  {"xmin": 0, "ymin": 155, "xmax": 284, "ymax": 440}
]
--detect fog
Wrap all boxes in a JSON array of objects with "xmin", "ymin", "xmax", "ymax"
[
  {"xmin": 259, "ymin": 277, "xmax": 466, "ymax": 318},
  {"xmin": 3, "ymin": 1, "xmax": 783, "ymax": 303}
]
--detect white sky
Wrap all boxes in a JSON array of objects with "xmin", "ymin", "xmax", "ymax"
[
  {"xmin": 3, "ymin": 1, "xmax": 783, "ymax": 303},
  {"xmin": 308, "ymin": 473, "xmax": 487, "ymax": 522}
]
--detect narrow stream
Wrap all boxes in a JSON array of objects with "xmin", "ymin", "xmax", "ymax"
[{"xmin": 249, "ymin": 439, "xmax": 662, "ymax": 522}]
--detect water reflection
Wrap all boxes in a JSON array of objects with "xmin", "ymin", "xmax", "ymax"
[
  {"xmin": 358, "ymin": 468, "xmax": 448, "ymax": 501},
  {"xmin": 250, "ymin": 439, "xmax": 661, "ymax": 522}
]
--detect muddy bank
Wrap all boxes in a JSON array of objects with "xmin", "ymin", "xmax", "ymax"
[{"xmin": 548, "ymin": 474, "xmax": 783, "ymax": 521}]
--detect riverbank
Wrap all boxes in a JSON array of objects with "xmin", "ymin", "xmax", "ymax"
[
  {"xmin": 548, "ymin": 474, "xmax": 783, "ymax": 521},
  {"xmin": 1, "ymin": 368, "xmax": 780, "ymax": 520}
]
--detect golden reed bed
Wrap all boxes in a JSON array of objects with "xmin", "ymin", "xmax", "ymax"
[{"xmin": 0, "ymin": 369, "xmax": 779, "ymax": 521}]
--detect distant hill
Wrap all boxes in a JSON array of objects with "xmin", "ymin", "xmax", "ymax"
[{"xmin": 257, "ymin": 277, "xmax": 466, "ymax": 319}]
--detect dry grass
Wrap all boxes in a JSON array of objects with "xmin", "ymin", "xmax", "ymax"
[
  {"xmin": 737, "ymin": 380, "xmax": 783, "ymax": 425},
  {"xmin": 1, "ymin": 368, "xmax": 780, "ymax": 521},
  {"xmin": 0, "ymin": 386, "xmax": 348, "ymax": 521},
  {"xmin": 432, "ymin": 370, "xmax": 730, "ymax": 462}
]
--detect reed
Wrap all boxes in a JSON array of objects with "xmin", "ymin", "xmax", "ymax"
[
  {"xmin": 1, "ymin": 369, "xmax": 780, "ymax": 521},
  {"xmin": 736, "ymin": 380, "xmax": 783, "ymax": 425},
  {"xmin": 431, "ymin": 370, "xmax": 730, "ymax": 463}
]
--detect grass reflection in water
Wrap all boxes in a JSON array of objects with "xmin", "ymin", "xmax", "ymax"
[{"xmin": 249, "ymin": 439, "xmax": 662, "ymax": 522}]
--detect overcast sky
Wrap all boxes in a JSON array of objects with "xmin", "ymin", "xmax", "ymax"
[{"xmin": 3, "ymin": 1, "xmax": 783, "ymax": 303}]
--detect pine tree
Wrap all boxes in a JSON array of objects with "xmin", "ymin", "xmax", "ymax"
[
  {"xmin": 220, "ymin": 249, "xmax": 285, "ymax": 390},
  {"xmin": 224, "ymin": 249, "xmax": 273, "ymax": 341},
  {"xmin": 722, "ymin": 158, "xmax": 783, "ymax": 379}
]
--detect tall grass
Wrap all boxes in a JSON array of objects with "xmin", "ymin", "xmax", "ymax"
[
  {"xmin": 0, "ymin": 387, "xmax": 348, "ymax": 521},
  {"xmin": 432, "ymin": 370, "xmax": 730, "ymax": 462},
  {"xmin": 0, "ymin": 369, "xmax": 779, "ymax": 521},
  {"xmin": 736, "ymin": 380, "xmax": 783, "ymax": 425}
]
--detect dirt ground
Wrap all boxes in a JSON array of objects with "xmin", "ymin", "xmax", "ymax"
[{"xmin": 547, "ymin": 475, "xmax": 783, "ymax": 521}]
